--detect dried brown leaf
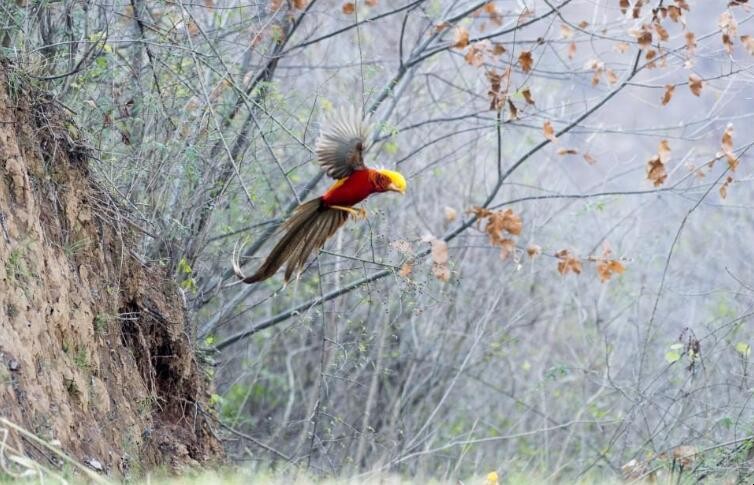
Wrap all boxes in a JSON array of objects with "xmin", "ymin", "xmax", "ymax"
[
  {"xmin": 583, "ymin": 153, "xmax": 597, "ymax": 164},
  {"xmin": 742, "ymin": 35, "xmax": 754, "ymax": 55},
  {"xmin": 654, "ymin": 21, "xmax": 669, "ymax": 41},
  {"xmin": 342, "ymin": 2, "xmax": 355, "ymax": 14},
  {"xmin": 688, "ymin": 74, "xmax": 703, "ymax": 96},
  {"xmin": 432, "ymin": 263, "xmax": 451, "ymax": 282},
  {"xmin": 567, "ymin": 41, "xmax": 577, "ymax": 59},
  {"xmin": 667, "ymin": 5, "xmax": 682, "ymax": 22},
  {"xmin": 527, "ymin": 245, "xmax": 542, "ymax": 257},
  {"xmin": 543, "ymin": 121, "xmax": 557, "ymax": 142},
  {"xmin": 720, "ymin": 176, "xmax": 734, "ymax": 199},
  {"xmin": 685, "ymin": 32, "xmax": 696, "ymax": 55},
  {"xmin": 399, "ymin": 261, "xmax": 413, "ymax": 278},
  {"xmin": 484, "ymin": 2, "xmax": 503, "ymax": 26},
  {"xmin": 658, "ymin": 139, "xmax": 671, "ymax": 163},
  {"xmin": 507, "ymin": 99, "xmax": 519, "ymax": 120},
  {"xmin": 519, "ymin": 51, "xmax": 533, "ymax": 73},
  {"xmin": 444, "ymin": 206, "xmax": 458, "ymax": 222},
  {"xmin": 561, "ymin": 24, "xmax": 574, "ymax": 39},
  {"xmin": 499, "ymin": 238, "xmax": 515, "ymax": 260},
  {"xmin": 647, "ymin": 155, "xmax": 667, "ymax": 187},
  {"xmin": 557, "ymin": 147, "xmax": 579, "ymax": 155},
  {"xmin": 723, "ymin": 34, "xmax": 734, "ymax": 55},
  {"xmin": 597, "ymin": 259, "xmax": 625, "ymax": 282},
  {"xmin": 454, "ymin": 27, "xmax": 470, "ymax": 48},
  {"xmin": 722, "ymin": 124, "xmax": 738, "ymax": 170},
  {"xmin": 632, "ymin": 0, "xmax": 644, "ymax": 18},
  {"xmin": 556, "ymin": 249, "xmax": 582, "ymax": 275},
  {"xmin": 614, "ymin": 41, "xmax": 630, "ymax": 53},
  {"xmin": 522, "ymin": 87, "xmax": 535, "ymax": 105},
  {"xmin": 431, "ymin": 239, "xmax": 449, "ymax": 265},
  {"xmin": 464, "ymin": 41, "xmax": 488, "ymax": 66},
  {"xmin": 662, "ymin": 84, "xmax": 675, "ymax": 105}
]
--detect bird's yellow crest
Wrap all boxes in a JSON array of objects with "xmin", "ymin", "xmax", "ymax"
[{"xmin": 377, "ymin": 168, "xmax": 407, "ymax": 193}]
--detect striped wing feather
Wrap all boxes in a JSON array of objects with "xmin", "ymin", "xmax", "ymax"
[{"xmin": 315, "ymin": 106, "xmax": 372, "ymax": 179}]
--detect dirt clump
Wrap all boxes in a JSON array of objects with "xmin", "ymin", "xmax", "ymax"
[{"xmin": 0, "ymin": 64, "xmax": 222, "ymax": 477}]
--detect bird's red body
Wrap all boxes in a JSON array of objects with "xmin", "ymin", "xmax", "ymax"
[
  {"xmin": 233, "ymin": 107, "xmax": 406, "ymax": 284},
  {"xmin": 321, "ymin": 169, "xmax": 381, "ymax": 207}
]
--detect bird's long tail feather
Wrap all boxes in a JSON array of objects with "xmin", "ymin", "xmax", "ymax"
[{"xmin": 233, "ymin": 198, "xmax": 349, "ymax": 284}]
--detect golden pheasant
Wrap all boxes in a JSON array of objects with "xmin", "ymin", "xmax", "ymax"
[{"xmin": 233, "ymin": 107, "xmax": 407, "ymax": 284}]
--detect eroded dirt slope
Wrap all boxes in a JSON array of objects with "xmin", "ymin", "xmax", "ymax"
[{"xmin": 0, "ymin": 65, "xmax": 221, "ymax": 476}]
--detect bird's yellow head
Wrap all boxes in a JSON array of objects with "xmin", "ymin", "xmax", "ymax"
[{"xmin": 376, "ymin": 168, "xmax": 407, "ymax": 194}]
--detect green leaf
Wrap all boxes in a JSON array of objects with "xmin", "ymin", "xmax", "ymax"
[
  {"xmin": 384, "ymin": 140, "xmax": 399, "ymax": 156},
  {"xmin": 735, "ymin": 342, "xmax": 751, "ymax": 356},
  {"xmin": 665, "ymin": 350, "xmax": 681, "ymax": 363},
  {"xmin": 669, "ymin": 343, "xmax": 684, "ymax": 350},
  {"xmin": 178, "ymin": 256, "xmax": 192, "ymax": 274}
]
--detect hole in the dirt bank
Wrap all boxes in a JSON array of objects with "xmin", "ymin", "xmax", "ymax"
[{"xmin": 118, "ymin": 301, "xmax": 179, "ymax": 402}]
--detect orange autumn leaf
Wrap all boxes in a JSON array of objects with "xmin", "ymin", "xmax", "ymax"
[
  {"xmin": 399, "ymin": 261, "xmax": 413, "ymax": 278},
  {"xmin": 464, "ymin": 41, "xmax": 488, "ymax": 66},
  {"xmin": 556, "ymin": 249, "xmax": 582, "ymax": 275},
  {"xmin": 560, "ymin": 24, "xmax": 574, "ymax": 39},
  {"xmin": 484, "ymin": 2, "xmax": 503, "ymax": 26},
  {"xmin": 721, "ymin": 124, "xmax": 738, "ymax": 170},
  {"xmin": 597, "ymin": 259, "xmax": 625, "ymax": 282},
  {"xmin": 543, "ymin": 121, "xmax": 557, "ymax": 142},
  {"xmin": 606, "ymin": 69, "xmax": 619, "ymax": 85},
  {"xmin": 491, "ymin": 43, "xmax": 506, "ymax": 56},
  {"xmin": 685, "ymin": 32, "xmax": 696, "ymax": 55},
  {"xmin": 342, "ymin": 2, "xmax": 355, "ymax": 14},
  {"xmin": 293, "ymin": 0, "xmax": 309, "ymax": 8},
  {"xmin": 632, "ymin": 0, "xmax": 644, "ymax": 18},
  {"xmin": 742, "ymin": 35, "xmax": 754, "ymax": 55},
  {"xmin": 365, "ymin": 0, "xmax": 378, "ymax": 5},
  {"xmin": 636, "ymin": 28, "xmax": 652, "ymax": 49},
  {"xmin": 654, "ymin": 21, "xmax": 669, "ymax": 41},
  {"xmin": 521, "ymin": 87, "xmax": 535, "ymax": 105},
  {"xmin": 567, "ymin": 41, "xmax": 577, "ymax": 59},
  {"xmin": 453, "ymin": 27, "xmax": 470, "ymax": 48},
  {"xmin": 434, "ymin": 21, "xmax": 450, "ymax": 33},
  {"xmin": 519, "ymin": 51, "xmax": 533, "ymax": 73},
  {"xmin": 658, "ymin": 139, "xmax": 671, "ymax": 163},
  {"xmin": 498, "ymin": 238, "xmax": 515, "ymax": 260},
  {"xmin": 432, "ymin": 263, "xmax": 451, "ymax": 282},
  {"xmin": 647, "ymin": 155, "xmax": 667, "ymax": 187},
  {"xmin": 430, "ymin": 238, "xmax": 450, "ymax": 282},
  {"xmin": 667, "ymin": 5, "xmax": 682, "ymax": 22},
  {"xmin": 661, "ymin": 84, "xmax": 675, "ymax": 105},
  {"xmin": 557, "ymin": 147, "xmax": 578, "ymax": 156},
  {"xmin": 688, "ymin": 74, "xmax": 703, "ymax": 96},
  {"xmin": 507, "ymin": 99, "xmax": 519, "ymax": 120},
  {"xmin": 720, "ymin": 175, "xmax": 734, "ymax": 199},
  {"xmin": 527, "ymin": 244, "xmax": 542, "ymax": 257},
  {"xmin": 430, "ymin": 238, "xmax": 449, "ymax": 264},
  {"xmin": 614, "ymin": 42, "xmax": 630, "ymax": 53},
  {"xmin": 444, "ymin": 206, "xmax": 458, "ymax": 222}
]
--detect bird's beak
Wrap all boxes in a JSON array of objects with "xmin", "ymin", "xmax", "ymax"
[{"xmin": 388, "ymin": 183, "xmax": 405, "ymax": 194}]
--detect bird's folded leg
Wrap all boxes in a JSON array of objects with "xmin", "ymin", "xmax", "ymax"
[{"xmin": 330, "ymin": 205, "xmax": 367, "ymax": 220}]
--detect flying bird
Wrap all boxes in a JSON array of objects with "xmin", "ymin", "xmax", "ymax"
[{"xmin": 233, "ymin": 107, "xmax": 407, "ymax": 284}]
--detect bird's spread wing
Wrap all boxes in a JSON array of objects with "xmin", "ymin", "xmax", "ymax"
[{"xmin": 315, "ymin": 106, "xmax": 372, "ymax": 179}]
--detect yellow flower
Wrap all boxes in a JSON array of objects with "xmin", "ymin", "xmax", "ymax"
[{"xmin": 484, "ymin": 471, "xmax": 499, "ymax": 485}]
